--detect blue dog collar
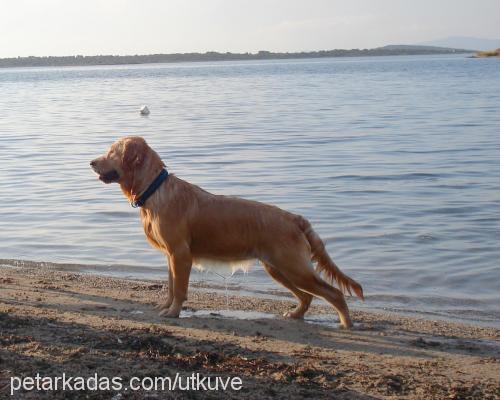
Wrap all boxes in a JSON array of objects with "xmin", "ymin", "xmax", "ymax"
[{"xmin": 131, "ymin": 168, "xmax": 169, "ymax": 208}]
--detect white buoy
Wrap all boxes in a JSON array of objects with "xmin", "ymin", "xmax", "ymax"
[{"xmin": 140, "ymin": 105, "xmax": 150, "ymax": 115}]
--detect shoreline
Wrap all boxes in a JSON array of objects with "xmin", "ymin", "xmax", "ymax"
[
  {"xmin": 1, "ymin": 258, "xmax": 498, "ymax": 329},
  {"xmin": 1, "ymin": 263, "xmax": 499, "ymax": 399},
  {"xmin": 0, "ymin": 47, "xmax": 472, "ymax": 69}
]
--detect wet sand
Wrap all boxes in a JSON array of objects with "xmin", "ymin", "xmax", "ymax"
[{"xmin": 0, "ymin": 264, "xmax": 499, "ymax": 399}]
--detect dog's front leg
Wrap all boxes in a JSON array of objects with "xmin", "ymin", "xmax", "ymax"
[
  {"xmin": 159, "ymin": 247, "xmax": 192, "ymax": 318},
  {"xmin": 156, "ymin": 255, "xmax": 174, "ymax": 312}
]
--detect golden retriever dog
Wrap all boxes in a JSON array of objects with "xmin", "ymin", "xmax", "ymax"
[{"xmin": 91, "ymin": 136, "xmax": 363, "ymax": 328}]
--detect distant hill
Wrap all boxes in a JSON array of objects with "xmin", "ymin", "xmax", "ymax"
[
  {"xmin": 0, "ymin": 45, "xmax": 472, "ymax": 69},
  {"xmin": 381, "ymin": 44, "xmax": 472, "ymax": 53},
  {"xmin": 418, "ymin": 36, "xmax": 500, "ymax": 51}
]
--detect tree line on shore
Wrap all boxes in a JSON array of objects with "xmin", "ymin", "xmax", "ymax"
[{"xmin": 0, "ymin": 46, "xmax": 470, "ymax": 68}]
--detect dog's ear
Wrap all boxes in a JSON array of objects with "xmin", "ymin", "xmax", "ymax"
[{"xmin": 122, "ymin": 138, "xmax": 146, "ymax": 171}]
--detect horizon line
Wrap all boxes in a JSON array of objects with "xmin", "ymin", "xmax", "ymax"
[{"xmin": 0, "ymin": 44, "xmax": 476, "ymax": 60}]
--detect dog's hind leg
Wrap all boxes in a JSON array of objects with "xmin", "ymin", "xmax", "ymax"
[
  {"xmin": 263, "ymin": 263, "xmax": 313, "ymax": 319},
  {"xmin": 268, "ymin": 252, "xmax": 353, "ymax": 328},
  {"xmin": 306, "ymin": 277, "xmax": 352, "ymax": 328}
]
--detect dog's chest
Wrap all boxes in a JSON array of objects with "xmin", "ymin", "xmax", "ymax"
[{"xmin": 140, "ymin": 212, "xmax": 166, "ymax": 250}]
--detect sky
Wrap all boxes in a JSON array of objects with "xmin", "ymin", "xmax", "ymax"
[{"xmin": 0, "ymin": 0, "xmax": 499, "ymax": 58}]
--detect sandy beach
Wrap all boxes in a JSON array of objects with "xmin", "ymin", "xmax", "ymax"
[{"xmin": 0, "ymin": 263, "xmax": 498, "ymax": 399}]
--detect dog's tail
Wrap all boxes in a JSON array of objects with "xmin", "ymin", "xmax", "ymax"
[{"xmin": 297, "ymin": 216, "xmax": 364, "ymax": 300}]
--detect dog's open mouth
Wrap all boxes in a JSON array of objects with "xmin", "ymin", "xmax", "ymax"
[{"xmin": 98, "ymin": 170, "xmax": 120, "ymax": 183}]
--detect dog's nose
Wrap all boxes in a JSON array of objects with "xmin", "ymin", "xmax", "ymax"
[{"xmin": 90, "ymin": 160, "xmax": 96, "ymax": 167}]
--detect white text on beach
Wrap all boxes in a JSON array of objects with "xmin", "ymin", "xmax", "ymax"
[{"xmin": 10, "ymin": 373, "xmax": 243, "ymax": 395}]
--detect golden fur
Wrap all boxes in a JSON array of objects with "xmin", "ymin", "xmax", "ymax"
[{"xmin": 91, "ymin": 136, "xmax": 363, "ymax": 328}]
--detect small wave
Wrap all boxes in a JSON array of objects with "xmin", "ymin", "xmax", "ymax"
[
  {"xmin": 333, "ymin": 173, "xmax": 441, "ymax": 182},
  {"xmin": 93, "ymin": 211, "xmax": 135, "ymax": 218},
  {"xmin": 416, "ymin": 233, "xmax": 437, "ymax": 242},
  {"xmin": 427, "ymin": 206, "xmax": 481, "ymax": 215}
]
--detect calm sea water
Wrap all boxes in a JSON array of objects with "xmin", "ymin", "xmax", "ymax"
[{"xmin": 1, "ymin": 54, "xmax": 499, "ymax": 326}]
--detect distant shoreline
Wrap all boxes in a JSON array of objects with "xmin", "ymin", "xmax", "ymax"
[
  {"xmin": 0, "ymin": 45, "xmax": 472, "ymax": 69},
  {"xmin": 472, "ymin": 48, "xmax": 500, "ymax": 58}
]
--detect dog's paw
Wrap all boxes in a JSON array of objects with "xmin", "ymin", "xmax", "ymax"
[
  {"xmin": 159, "ymin": 307, "xmax": 181, "ymax": 318},
  {"xmin": 283, "ymin": 310, "xmax": 306, "ymax": 319},
  {"xmin": 155, "ymin": 298, "xmax": 173, "ymax": 311},
  {"xmin": 338, "ymin": 322, "xmax": 353, "ymax": 330}
]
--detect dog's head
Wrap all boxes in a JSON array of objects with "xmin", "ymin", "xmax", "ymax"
[{"xmin": 91, "ymin": 136, "xmax": 164, "ymax": 197}]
